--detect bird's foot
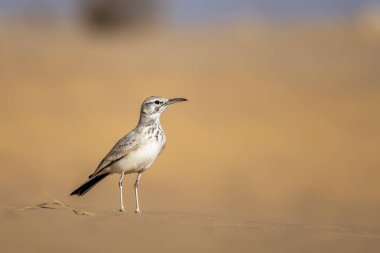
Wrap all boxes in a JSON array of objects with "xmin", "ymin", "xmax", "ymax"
[
  {"xmin": 135, "ymin": 209, "xmax": 141, "ymax": 214},
  {"xmin": 119, "ymin": 208, "xmax": 126, "ymax": 213}
]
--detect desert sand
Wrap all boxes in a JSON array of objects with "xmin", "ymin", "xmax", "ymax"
[{"xmin": 0, "ymin": 22, "xmax": 380, "ymax": 252}]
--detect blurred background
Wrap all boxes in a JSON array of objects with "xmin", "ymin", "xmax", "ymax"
[{"xmin": 0, "ymin": 1, "xmax": 380, "ymax": 252}]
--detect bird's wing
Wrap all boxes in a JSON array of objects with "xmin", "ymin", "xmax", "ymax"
[{"xmin": 89, "ymin": 132, "xmax": 138, "ymax": 178}]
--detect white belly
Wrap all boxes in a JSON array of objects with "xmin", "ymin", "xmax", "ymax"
[{"xmin": 110, "ymin": 140, "xmax": 165, "ymax": 174}]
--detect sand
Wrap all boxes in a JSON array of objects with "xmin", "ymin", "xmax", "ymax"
[{"xmin": 0, "ymin": 21, "xmax": 380, "ymax": 252}]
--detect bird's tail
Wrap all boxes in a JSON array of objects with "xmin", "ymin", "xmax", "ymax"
[{"xmin": 70, "ymin": 173, "xmax": 110, "ymax": 196}]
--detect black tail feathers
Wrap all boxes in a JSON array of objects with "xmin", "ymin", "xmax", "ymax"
[{"xmin": 70, "ymin": 173, "xmax": 110, "ymax": 196}]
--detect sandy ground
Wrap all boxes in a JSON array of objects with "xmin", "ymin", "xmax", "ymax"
[{"xmin": 0, "ymin": 22, "xmax": 380, "ymax": 252}]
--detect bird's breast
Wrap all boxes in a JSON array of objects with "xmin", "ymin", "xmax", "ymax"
[{"xmin": 112, "ymin": 134, "xmax": 166, "ymax": 174}]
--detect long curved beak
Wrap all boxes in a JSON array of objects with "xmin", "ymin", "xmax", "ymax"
[{"xmin": 167, "ymin": 98, "xmax": 188, "ymax": 105}]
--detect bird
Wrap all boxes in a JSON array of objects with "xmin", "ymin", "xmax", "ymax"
[{"xmin": 70, "ymin": 96, "xmax": 187, "ymax": 213}]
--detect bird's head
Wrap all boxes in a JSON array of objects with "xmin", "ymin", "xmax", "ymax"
[{"xmin": 139, "ymin": 96, "xmax": 187, "ymax": 122}]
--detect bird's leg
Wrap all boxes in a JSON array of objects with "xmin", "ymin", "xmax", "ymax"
[
  {"xmin": 119, "ymin": 173, "xmax": 125, "ymax": 212},
  {"xmin": 134, "ymin": 173, "xmax": 142, "ymax": 214}
]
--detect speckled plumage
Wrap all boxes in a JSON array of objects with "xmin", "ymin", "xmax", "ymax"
[{"xmin": 70, "ymin": 96, "xmax": 187, "ymax": 213}]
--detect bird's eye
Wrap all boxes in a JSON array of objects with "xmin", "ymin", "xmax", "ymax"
[{"xmin": 155, "ymin": 100, "xmax": 160, "ymax": 104}]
